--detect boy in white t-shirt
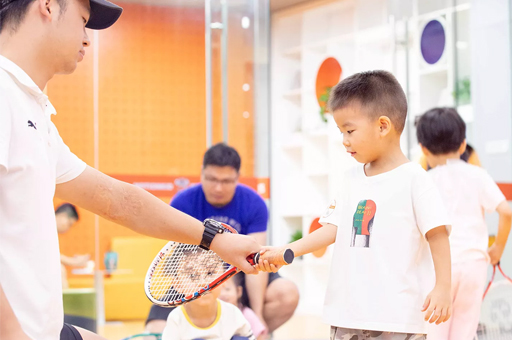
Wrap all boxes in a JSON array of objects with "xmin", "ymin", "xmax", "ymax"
[
  {"xmin": 162, "ymin": 255, "xmax": 255, "ymax": 340},
  {"xmin": 416, "ymin": 107, "xmax": 512, "ymax": 340},
  {"xmin": 257, "ymin": 71, "xmax": 452, "ymax": 339}
]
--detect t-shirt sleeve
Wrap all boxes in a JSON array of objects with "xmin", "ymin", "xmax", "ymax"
[
  {"xmin": 161, "ymin": 310, "xmax": 181, "ymax": 340},
  {"xmin": 319, "ymin": 198, "xmax": 342, "ymax": 227},
  {"xmin": 0, "ymin": 91, "xmax": 11, "ymax": 173},
  {"xmin": 479, "ymin": 170, "xmax": 506, "ymax": 212},
  {"xmin": 246, "ymin": 192, "xmax": 268, "ymax": 234},
  {"xmin": 412, "ymin": 170, "xmax": 451, "ymax": 236},
  {"xmin": 52, "ymin": 122, "xmax": 86, "ymax": 184},
  {"xmin": 233, "ymin": 306, "xmax": 256, "ymax": 340},
  {"xmin": 170, "ymin": 190, "xmax": 191, "ymax": 213}
]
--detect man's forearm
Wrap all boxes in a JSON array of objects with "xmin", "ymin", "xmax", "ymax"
[
  {"xmin": 245, "ymin": 272, "xmax": 269, "ymax": 316},
  {"xmin": 56, "ymin": 166, "xmax": 204, "ymax": 244},
  {"xmin": 56, "ymin": 166, "xmax": 261, "ymax": 274}
]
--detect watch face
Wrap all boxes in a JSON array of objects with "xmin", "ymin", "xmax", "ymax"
[{"xmin": 205, "ymin": 219, "xmax": 221, "ymax": 228}]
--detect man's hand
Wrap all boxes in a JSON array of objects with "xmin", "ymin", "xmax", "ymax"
[
  {"xmin": 210, "ymin": 233, "xmax": 260, "ymax": 274},
  {"xmin": 488, "ymin": 243, "xmax": 505, "ymax": 266},
  {"xmin": 422, "ymin": 285, "xmax": 452, "ymax": 324}
]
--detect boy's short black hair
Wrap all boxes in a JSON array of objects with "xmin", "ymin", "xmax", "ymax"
[
  {"xmin": 416, "ymin": 107, "xmax": 466, "ymax": 155},
  {"xmin": 328, "ymin": 70, "xmax": 408, "ymax": 133},
  {"xmin": 0, "ymin": 0, "xmax": 67, "ymax": 33},
  {"xmin": 55, "ymin": 203, "xmax": 79, "ymax": 221},
  {"xmin": 203, "ymin": 143, "xmax": 241, "ymax": 172}
]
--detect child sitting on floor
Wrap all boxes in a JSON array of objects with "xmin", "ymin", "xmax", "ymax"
[
  {"xmin": 161, "ymin": 255, "xmax": 255, "ymax": 340},
  {"xmin": 219, "ymin": 273, "xmax": 267, "ymax": 340}
]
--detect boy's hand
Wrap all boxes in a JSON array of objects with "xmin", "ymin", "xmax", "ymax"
[
  {"xmin": 422, "ymin": 285, "xmax": 452, "ymax": 324},
  {"xmin": 488, "ymin": 243, "xmax": 505, "ymax": 265},
  {"xmin": 254, "ymin": 247, "xmax": 283, "ymax": 273}
]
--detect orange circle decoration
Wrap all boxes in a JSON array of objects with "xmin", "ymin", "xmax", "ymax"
[
  {"xmin": 309, "ymin": 217, "xmax": 328, "ymax": 258},
  {"xmin": 315, "ymin": 57, "xmax": 342, "ymax": 122}
]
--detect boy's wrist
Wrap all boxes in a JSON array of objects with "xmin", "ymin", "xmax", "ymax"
[{"xmin": 434, "ymin": 282, "xmax": 451, "ymax": 290}]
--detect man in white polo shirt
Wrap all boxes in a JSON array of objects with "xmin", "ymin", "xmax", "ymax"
[{"xmin": 0, "ymin": 0, "xmax": 260, "ymax": 339}]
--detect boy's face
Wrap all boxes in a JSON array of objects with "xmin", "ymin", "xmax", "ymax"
[
  {"xmin": 46, "ymin": 0, "xmax": 91, "ymax": 74},
  {"xmin": 55, "ymin": 213, "xmax": 78, "ymax": 233},
  {"xmin": 333, "ymin": 104, "xmax": 384, "ymax": 164},
  {"xmin": 175, "ymin": 252, "xmax": 224, "ymax": 297}
]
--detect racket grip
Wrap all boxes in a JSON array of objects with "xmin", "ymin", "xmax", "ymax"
[{"xmin": 253, "ymin": 249, "xmax": 294, "ymax": 266}]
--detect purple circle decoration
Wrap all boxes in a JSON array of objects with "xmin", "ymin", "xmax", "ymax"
[{"xmin": 421, "ymin": 19, "xmax": 446, "ymax": 65}]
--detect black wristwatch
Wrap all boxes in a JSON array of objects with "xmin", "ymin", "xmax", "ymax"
[{"xmin": 199, "ymin": 219, "xmax": 225, "ymax": 250}]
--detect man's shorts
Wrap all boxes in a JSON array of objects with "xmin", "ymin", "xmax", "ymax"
[
  {"xmin": 330, "ymin": 327, "xmax": 427, "ymax": 340},
  {"xmin": 145, "ymin": 272, "xmax": 282, "ymax": 324},
  {"xmin": 239, "ymin": 272, "xmax": 281, "ymax": 309},
  {"xmin": 60, "ymin": 323, "xmax": 83, "ymax": 340}
]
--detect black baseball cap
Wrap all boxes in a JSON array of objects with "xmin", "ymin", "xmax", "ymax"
[
  {"xmin": 0, "ymin": 0, "xmax": 122, "ymax": 30},
  {"xmin": 86, "ymin": 0, "xmax": 122, "ymax": 30}
]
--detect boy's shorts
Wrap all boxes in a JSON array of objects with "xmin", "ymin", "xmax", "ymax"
[{"xmin": 330, "ymin": 326, "xmax": 426, "ymax": 340}]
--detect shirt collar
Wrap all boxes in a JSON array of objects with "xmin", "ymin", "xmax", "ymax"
[{"xmin": 0, "ymin": 54, "xmax": 57, "ymax": 116}]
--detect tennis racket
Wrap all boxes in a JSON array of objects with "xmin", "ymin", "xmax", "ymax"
[
  {"xmin": 144, "ymin": 219, "xmax": 294, "ymax": 307},
  {"xmin": 476, "ymin": 262, "xmax": 512, "ymax": 340}
]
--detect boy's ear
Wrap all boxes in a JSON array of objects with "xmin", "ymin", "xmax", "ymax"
[
  {"xmin": 237, "ymin": 286, "xmax": 243, "ymax": 299},
  {"xmin": 459, "ymin": 139, "xmax": 467, "ymax": 155},
  {"xmin": 377, "ymin": 116, "xmax": 392, "ymax": 136}
]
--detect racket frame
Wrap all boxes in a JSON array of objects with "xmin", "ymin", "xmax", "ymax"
[{"xmin": 144, "ymin": 222, "xmax": 247, "ymax": 307}]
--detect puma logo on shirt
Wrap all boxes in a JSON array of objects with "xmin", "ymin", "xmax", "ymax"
[{"xmin": 28, "ymin": 120, "xmax": 37, "ymax": 130}]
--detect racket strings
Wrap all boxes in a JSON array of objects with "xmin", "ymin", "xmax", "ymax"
[{"xmin": 148, "ymin": 243, "xmax": 232, "ymax": 304}]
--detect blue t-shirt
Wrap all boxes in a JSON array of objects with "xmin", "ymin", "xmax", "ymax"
[{"xmin": 170, "ymin": 184, "xmax": 268, "ymax": 235}]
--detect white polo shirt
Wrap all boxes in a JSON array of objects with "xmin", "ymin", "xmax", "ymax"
[{"xmin": 0, "ymin": 55, "xmax": 86, "ymax": 340}]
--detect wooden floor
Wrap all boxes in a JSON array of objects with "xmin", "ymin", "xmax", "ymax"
[{"xmin": 99, "ymin": 313, "xmax": 330, "ymax": 340}]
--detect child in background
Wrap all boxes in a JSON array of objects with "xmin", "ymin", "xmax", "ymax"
[
  {"xmin": 162, "ymin": 254, "xmax": 255, "ymax": 340},
  {"xmin": 219, "ymin": 273, "xmax": 267, "ymax": 340},
  {"xmin": 416, "ymin": 107, "xmax": 512, "ymax": 340},
  {"xmin": 55, "ymin": 203, "xmax": 90, "ymax": 289},
  {"xmin": 257, "ymin": 70, "xmax": 452, "ymax": 340}
]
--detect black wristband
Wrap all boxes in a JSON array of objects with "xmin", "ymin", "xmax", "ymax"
[{"xmin": 199, "ymin": 219, "xmax": 225, "ymax": 250}]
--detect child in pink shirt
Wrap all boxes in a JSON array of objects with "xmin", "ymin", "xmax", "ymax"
[{"xmin": 220, "ymin": 273, "xmax": 268, "ymax": 340}]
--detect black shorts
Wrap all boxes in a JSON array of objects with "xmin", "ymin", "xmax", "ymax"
[
  {"xmin": 60, "ymin": 323, "xmax": 83, "ymax": 340},
  {"xmin": 145, "ymin": 272, "xmax": 281, "ymax": 324},
  {"xmin": 240, "ymin": 271, "xmax": 281, "ymax": 308}
]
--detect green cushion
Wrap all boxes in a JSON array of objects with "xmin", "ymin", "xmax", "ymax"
[{"xmin": 63, "ymin": 288, "xmax": 96, "ymax": 319}]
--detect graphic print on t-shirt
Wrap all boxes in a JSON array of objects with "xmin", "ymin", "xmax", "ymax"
[{"xmin": 351, "ymin": 199, "xmax": 377, "ymax": 248}]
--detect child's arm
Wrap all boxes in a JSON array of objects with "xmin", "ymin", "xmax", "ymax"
[
  {"xmin": 422, "ymin": 226, "xmax": 452, "ymax": 325},
  {"xmin": 488, "ymin": 200, "xmax": 512, "ymax": 265},
  {"xmin": 256, "ymin": 223, "xmax": 337, "ymax": 272}
]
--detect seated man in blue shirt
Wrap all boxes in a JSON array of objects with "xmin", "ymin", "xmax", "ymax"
[{"xmin": 145, "ymin": 143, "xmax": 299, "ymax": 335}]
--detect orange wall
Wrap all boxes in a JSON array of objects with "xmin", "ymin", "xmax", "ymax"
[{"xmin": 49, "ymin": 3, "xmax": 257, "ymax": 275}]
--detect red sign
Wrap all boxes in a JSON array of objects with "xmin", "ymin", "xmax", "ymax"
[{"xmin": 109, "ymin": 174, "xmax": 270, "ymax": 199}]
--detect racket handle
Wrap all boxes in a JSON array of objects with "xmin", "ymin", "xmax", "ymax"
[{"xmin": 253, "ymin": 249, "xmax": 294, "ymax": 266}]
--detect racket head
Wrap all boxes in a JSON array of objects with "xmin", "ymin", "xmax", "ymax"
[
  {"xmin": 144, "ymin": 221, "xmax": 239, "ymax": 307},
  {"xmin": 479, "ymin": 280, "xmax": 512, "ymax": 336}
]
